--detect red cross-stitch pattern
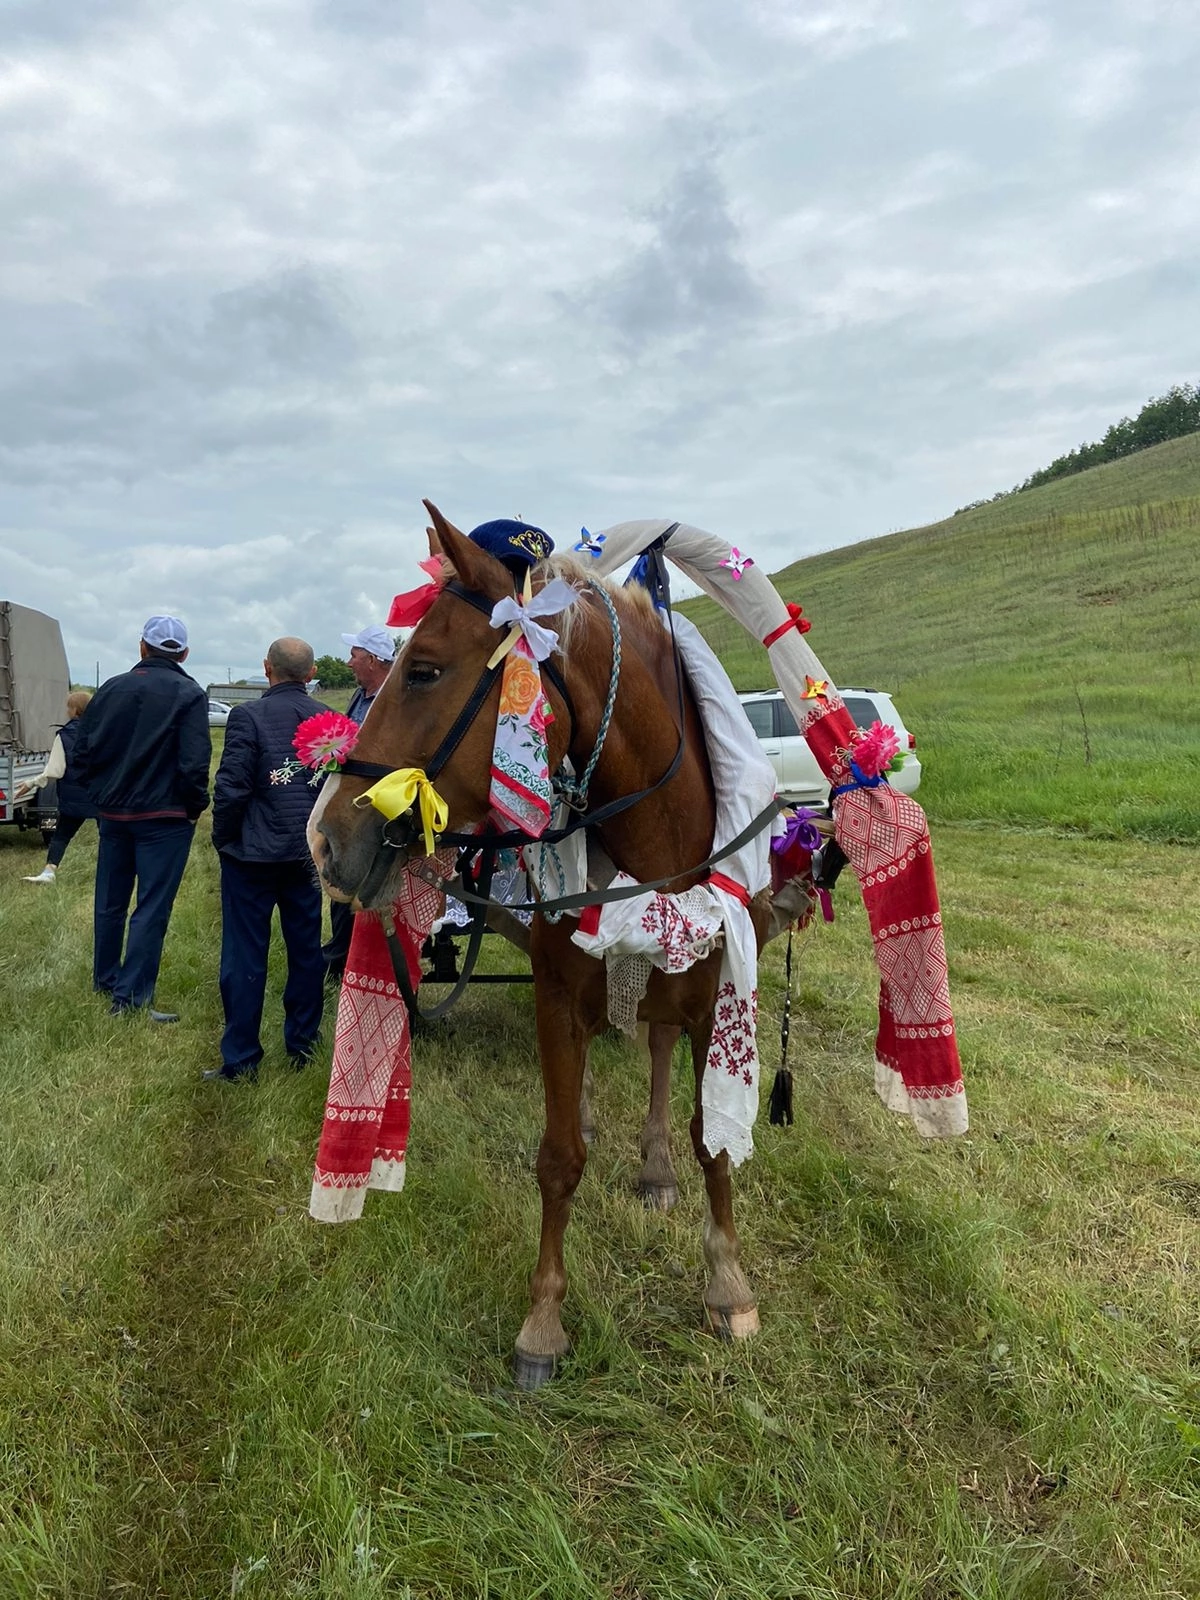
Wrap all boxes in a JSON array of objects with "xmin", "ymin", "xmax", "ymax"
[{"xmin": 707, "ymin": 978, "xmax": 759, "ymax": 1087}]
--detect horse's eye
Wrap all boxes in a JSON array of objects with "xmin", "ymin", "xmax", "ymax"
[{"xmin": 407, "ymin": 662, "xmax": 442, "ymax": 687}]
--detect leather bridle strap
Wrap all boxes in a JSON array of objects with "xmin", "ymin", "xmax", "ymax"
[
  {"xmin": 340, "ymin": 577, "xmax": 576, "ymax": 788},
  {"xmin": 385, "ymin": 845, "xmax": 498, "ymax": 1026},
  {"xmin": 419, "ymin": 797, "xmax": 784, "ymax": 919}
]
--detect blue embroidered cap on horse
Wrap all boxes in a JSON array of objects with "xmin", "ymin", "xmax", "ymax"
[{"xmin": 468, "ymin": 519, "xmax": 554, "ymax": 570}]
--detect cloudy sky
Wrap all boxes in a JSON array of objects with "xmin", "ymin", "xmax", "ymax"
[{"xmin": 3, "ymin": 0, "xmax": 1198, "ymax": 689}]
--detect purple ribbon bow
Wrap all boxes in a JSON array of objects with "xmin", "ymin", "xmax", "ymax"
[{"xmin": 772, "ymin": 807, "xmax": 822, "ymax": 855}]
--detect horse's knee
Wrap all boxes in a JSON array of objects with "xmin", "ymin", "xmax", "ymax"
[{"xmin": 535, "ymin": 1135, "xmax": 587, "ymax": 1199}]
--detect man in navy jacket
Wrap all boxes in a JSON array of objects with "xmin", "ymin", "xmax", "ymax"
[
  {"xmin": 209, "ymin": 637, "xmax": 331, "ymax": 1080},
  {"xmin": 73, "ymin": 615, "xmax": 211, "ymax": 1019}
]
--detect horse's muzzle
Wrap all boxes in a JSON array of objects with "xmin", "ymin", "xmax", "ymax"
[{"xmin": 309, "ymin": 781, "xmax": 407, "ymax": 910}]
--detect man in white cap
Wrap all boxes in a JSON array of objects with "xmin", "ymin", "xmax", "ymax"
[
  {"xmin": 73, "ymin": 615, "xmax": 211, "ymax": 1021},
  {"xmin": 339, "ymin": 624, "xmax": 396, "ymax": 725},
  {"xmin": 323, "ymin": 623, "xmax": 396, "ymax": 982}
]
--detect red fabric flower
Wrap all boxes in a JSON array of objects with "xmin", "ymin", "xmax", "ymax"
[
  {"xmin": 852, "ymin": 720, "xmax": 901, "ymax": 778},
  {"xmin": 294, "ymin": 711, "xmax": 360, "ymax": 772},
  {"xmin": 387, "ymin": 583, "xmax": 441, "ymax": 628}
]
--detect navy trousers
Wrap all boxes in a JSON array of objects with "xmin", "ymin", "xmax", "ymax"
[
  {"xmin": 94, "ymin": 818, "xmax": 196, "ymax": 1008},
  {"xmin": 219, "ymin": 855, "xmax": 325, "ymax": 1074},
  {"xmin": 47, "ymin": 812, "xmax": 92, "ymax": 868}
]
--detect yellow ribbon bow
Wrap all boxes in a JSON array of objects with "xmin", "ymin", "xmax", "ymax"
[{"xmin": 353, "ymin": 766, "xmax": 449, "ymax": 857}]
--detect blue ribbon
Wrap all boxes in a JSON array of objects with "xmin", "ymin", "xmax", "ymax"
[{"xmin": 829, "ymin": 759, "xmax": 890, "ymax": 799}]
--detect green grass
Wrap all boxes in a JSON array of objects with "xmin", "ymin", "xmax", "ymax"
[
  {"xmin": 3, "ymin": 439, "xmax": 1200, "ymax": 1594},
  {"xmin": 2, "ymin": 817, "xmax": 1199, "ymax": 1597}
]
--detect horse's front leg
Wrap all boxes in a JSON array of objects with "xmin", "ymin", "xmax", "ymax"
[
  {"xmin": 579, "ymin": 1058, "xmax": 597, "ymax": 1146},
  {"xmin": 688, "ymin": 1019, "xmax": 760, "ymax": 1340},
  {"xmin": 637, "ymin": 1022, "xmax": 681, "ymax": 1211},
  {"xmin": 514, "ymin": 991, "xmax": 590, "ymax": 1390}
]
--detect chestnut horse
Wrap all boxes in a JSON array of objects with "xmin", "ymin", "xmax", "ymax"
[{"xmin": 310, "ymin": 503, "xmax": 765, "ymax": 1386}]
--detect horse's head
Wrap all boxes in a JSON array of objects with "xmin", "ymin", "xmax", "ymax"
[{"xmin": 309, "ymin": 500, "xmax": 573, "ymax": 909}]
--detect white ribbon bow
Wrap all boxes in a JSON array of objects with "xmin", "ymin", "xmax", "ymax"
[{"xmin": 488, "ymin": 578, "xmax": 579, "ymax": 665}]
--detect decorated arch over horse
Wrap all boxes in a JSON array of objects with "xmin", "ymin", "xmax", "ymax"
[{"xmin": 580, "ymin": 517, "xmax": 967, "ymax": 1140}]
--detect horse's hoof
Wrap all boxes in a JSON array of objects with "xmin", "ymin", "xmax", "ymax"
[
  {"xmin": 513, "ymin": 1348, "xmax": 558, "ymax": 1391},
  {"xmin": 705, "ymin": 1305, "xmax": 760, "ymax": 1341},
  {"xmin": 638, "ymin": 1182, "xmax": 679, "ymax": 1213},
  {"xmin": 581, "ymin": 1123, "xmax": 597, "ymax": 1147}
]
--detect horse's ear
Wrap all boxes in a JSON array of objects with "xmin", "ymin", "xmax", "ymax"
[
  {"xmin": 422, "ymin": 499, "xmax": 510, "ymax": 597},
  {"xmin": 424, "ymin": 500, "xmax": 458, "ymax": 557}
]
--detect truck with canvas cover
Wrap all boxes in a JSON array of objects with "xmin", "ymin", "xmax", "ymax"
[{"xmin": 0, "ymin": 601, "xmax": 72, "ymax": 837}]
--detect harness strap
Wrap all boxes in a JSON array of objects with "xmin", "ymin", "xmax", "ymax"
[
  {"xmin": 418, "ymin": 797, "xmax": 782, "ymax": 918},
  {"xmin": 385, "ymin": 846, "xmax": 498, "ymax": 1026}
]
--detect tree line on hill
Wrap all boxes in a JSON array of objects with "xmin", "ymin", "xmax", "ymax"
[
  {"xmin": 313, "ymin": 654, "xmax": 356, "ymax": 688},
  {"xmin": 956, "ymin": 382, "xmax": 1200, "ymax": 514}
]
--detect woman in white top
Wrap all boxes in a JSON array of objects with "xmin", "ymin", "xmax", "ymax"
[{"xmin": 16, "ymin": 690, "xmax": 95, "ymax": 883}]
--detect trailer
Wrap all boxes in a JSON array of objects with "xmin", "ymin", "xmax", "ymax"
[{"xmin": 0, "ymin": 600, "xmax": 72, "ymax": 839}]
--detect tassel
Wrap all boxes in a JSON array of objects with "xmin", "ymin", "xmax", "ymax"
[
  {"xmin": 769, "ymin": 926, "xmax": 796, "ymax": 1127},
  {"xmin": 768, "ymin": 1067, "xmax": 794, "ymax": 1126}
]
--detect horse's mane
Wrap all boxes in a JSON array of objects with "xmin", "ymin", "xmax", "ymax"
[{"xmin": 537, "ymin": 555, "xmax": 662, "ymax": 666}]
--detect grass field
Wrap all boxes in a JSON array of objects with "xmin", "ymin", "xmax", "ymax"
[
  {"xmin": 2, "ymin": 441, "xmax": 1199, "ymax": 1596},
  {"xmin": 683, "ymin": 432, "xmax": 1200, "ymax": 845}
]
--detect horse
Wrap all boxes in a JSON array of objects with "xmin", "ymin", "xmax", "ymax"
[{"xmin": 309, "ymin": 502, "xmax": 770, "ymax": 1387}]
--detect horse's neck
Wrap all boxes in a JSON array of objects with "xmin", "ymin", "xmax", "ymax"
[{"xmin": 569, "ymin": 612, "xmax": 716, "ymax": 887}]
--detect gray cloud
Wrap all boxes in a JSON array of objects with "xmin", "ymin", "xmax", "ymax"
[
  {"xmin": 1, "ymin": 0, "xmax": 1198, "ymax": 687},
  {"xmin": 573, "ymin": 158, "xmax": 763, "ymax": 347}
]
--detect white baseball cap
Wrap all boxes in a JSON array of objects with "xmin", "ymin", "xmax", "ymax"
[
  {"xmin": 142, "ymin": 615, "xmax": 189, "ymax": 654},
  {"xmin": 340, "ymin": 625, "xmax": 396, "ymax": 662}
]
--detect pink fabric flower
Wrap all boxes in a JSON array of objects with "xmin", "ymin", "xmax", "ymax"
[
  {"xmin": 294, "ymin": 711, "xmax": 361, "ymax": 772},
  {"xmin": 853, "ymin": 720, "xmax": 901, "ymax": 778}
]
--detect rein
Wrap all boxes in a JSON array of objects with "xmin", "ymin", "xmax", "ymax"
[
  {"xmin": 384, "ymin": 795, "xmax": 782, "ymax": 1028},
  {"xmin": 420, "ymin": 796, "xmax": 783, "ymax": 920}
]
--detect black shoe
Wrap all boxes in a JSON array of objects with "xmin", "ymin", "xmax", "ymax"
[
  {"xmin": 203, "ymin": 1064, "xmax": 258, "ymax": 1082},
  {"xmin": 110, "ymin": 1002, "xmax": 180, "ymax": 1023},
  {"xmin": 288, "ymin": 1046, "xmax": 317, "ymax": 1070}
]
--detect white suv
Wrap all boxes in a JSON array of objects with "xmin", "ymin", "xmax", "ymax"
[{"xmin": 737, "ymin": 687, "xmax": 921, "ymax": 807}]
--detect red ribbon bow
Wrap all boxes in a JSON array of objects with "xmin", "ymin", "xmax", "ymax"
[
  {"xmin": 387, "ymin": 583, "xmax": 440, "ymax": 628},
  {"xmin": 387, "ymin": 557, "xmax": 446, "ymax": 628},
  {"xmin": 762, "ymin": 603, "xmax": 811, "ymax": 648}
]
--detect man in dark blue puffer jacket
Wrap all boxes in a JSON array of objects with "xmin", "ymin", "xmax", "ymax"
[
  {"xmin": 208, "ymin": 637, "xmax": 332, "ymax": 1081},
  {"xmin": 73, "ymin": 615, "xmax": 211, "ymax": 1020}
]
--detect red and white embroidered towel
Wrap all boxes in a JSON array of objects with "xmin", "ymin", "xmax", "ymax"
[{"xmin": 309, "ymin": 853, "xmax": 452, "ymax": 1223}]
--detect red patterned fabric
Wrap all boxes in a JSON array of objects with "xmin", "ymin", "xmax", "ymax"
[
  {"xmin": 806, "ymin": 700, "xmax": 965, "ymax": 1134},
  {"xmin": 309, "ymin": 855, "xmax": 452, "ymax": 1222}
]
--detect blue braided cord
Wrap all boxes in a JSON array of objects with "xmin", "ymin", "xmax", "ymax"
[{"xmin": 554, "ymin": 579, "xmax": 621, "ymax": 811}]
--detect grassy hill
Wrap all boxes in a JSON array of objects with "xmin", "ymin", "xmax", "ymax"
[{"xmin": 684, "ymin": 432, "xmax": 1200, "ymax": 842}]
